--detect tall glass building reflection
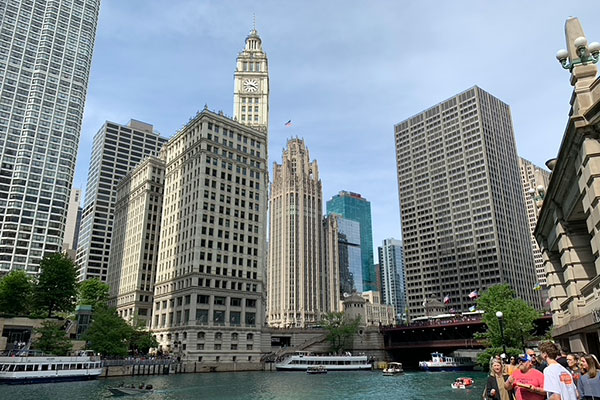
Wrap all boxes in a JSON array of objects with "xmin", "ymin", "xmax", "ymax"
[
  {"xmin": 326, "ymin": 191, "xmax": 375, "ymax": 291},
  {"xmin": 337, "ymin": 217, "xmax": 362, "ymax": 295}
]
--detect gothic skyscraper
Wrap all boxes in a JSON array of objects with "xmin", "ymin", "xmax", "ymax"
[
  {"xmin": 268, "ymin": 139, "xmax": 339, "ymax": 328},
  {"xmin": 0, "ymin": 0, "xmax": 100, "ymax": 273}
]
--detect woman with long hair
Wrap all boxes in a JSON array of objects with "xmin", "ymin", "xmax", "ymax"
[
  {"xmin": 484, "ymin": 358, "xmax": 513, "ymax": 400},
  {"xmin": 577, "ymin": 354, "xmax": 600, "ymax": 400},
  {"xmin": 566, "ymin": 353, "xmax": 581, "ymax": 383}
]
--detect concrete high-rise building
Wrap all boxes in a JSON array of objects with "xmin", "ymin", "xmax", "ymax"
[
  {"xmin": 233, "ymin": 29, "xmax": 269, "ymax": 135},
  {"xmin": 152, "ymin": 109, "xmax": 268, "ymax": 362},
  {"xmin": 62, "ymin": 188, "xmax": 82, "ymax": 259},
  {"xmin": 326, "ymin": 191, "xmax": 376, "ymax": 291},
  {"xmin": 76, "ymin": 120, "xmax": 167, "ymax": 281},
  {"xmin": 107, "ymin": 155, "xmax": 165, "ymax": 327},
  {"xmin": 268, "ymin": 138, "xmax": 336, "ymax": 328},
  {"xmin": 378, "ymin": 238, "xmax": 406, "ymax": 321},
  {"xmin": 395, "ymin": 86, "xmax": 541, "ymax": 316},
  {"xmin": 0, "ymin": 0, "xmax": 100, "ymax": 273},
  {"xmin": 519, "ymin": 157, "xmax": 550, "ymax": 285}
]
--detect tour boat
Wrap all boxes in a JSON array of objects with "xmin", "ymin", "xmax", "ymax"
[
  {"xmin": 418, "ymin": 352, "xmax": 475, "ymax": 372},
  {"xmin": 382, "ymin": 362, "xmax": 404, "ymax": 376},
  {"xmin": 0, "ymin": 351, "xmax": 103, "ymax": 384},
  {"xmin": 275, "ymin": 352, "xmax": 372, "ymax": 371},
  {"xmin": 451, "ymin": 377, "xmax": 475, "ymax": 389},
  {"xmin": 306, "ymin": 365, "xmax": 327, "ymax": 374}
]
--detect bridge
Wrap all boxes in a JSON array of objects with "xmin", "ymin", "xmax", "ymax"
[{"xmin": 381, "ymin": 315, "xmax": 552, "ymax": 368}]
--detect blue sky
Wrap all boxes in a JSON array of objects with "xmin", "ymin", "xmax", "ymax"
[{"xmin": 75, "ymin": 0, "xmax": 598, "ymax": 254}]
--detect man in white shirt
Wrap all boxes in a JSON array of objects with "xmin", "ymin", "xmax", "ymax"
[{"xmin": 539, "ymin": 342, "xmax": 578, "ymax": 400}]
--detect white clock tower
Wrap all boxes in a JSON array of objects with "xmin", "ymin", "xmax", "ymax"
[{"xmin": 233, "ymin": 29, "xmax": 269, "ymax": 134}]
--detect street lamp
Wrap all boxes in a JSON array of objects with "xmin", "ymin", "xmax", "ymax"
[
  {"xmin": 556, "ymin": 36, "xmax": 600, "ymax": 71},
  {"xmin": 496, "ymin": 311, "xmax": 507, "ymax": 358}
]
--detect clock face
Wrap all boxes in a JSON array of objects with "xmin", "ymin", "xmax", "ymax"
[{"xmin": 243, "ymin": 79, "xmax": 259, "ymax": 93}]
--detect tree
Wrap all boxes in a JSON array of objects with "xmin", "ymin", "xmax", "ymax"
[
  {"xmin": 475, "ymin": 284, "xmax": 540, "ymax": 366},
  {"xmin": 78, "ymin": 278, "xmax": 109, "ymax": 310},
  {"xmin": 322, "ymin": 312, "xmax": 361, "ymax": 354},
  {"xmin": 34, "ymin": 320, "xmax": 73, "ymax": 356},
  {"xmin": 129, "ymin": 330, "xmax": 158, "ymax": 355},
  {"xmin": 83, "ymin": 306, "xmax": 132, "ymax": 357},
  {"xmin": 33, "ymin": 253, "xmax": 78, "ymax": 317},
  {"xmin": 0, "ymin": 270, "xmax": 33, "ymax": 315}
]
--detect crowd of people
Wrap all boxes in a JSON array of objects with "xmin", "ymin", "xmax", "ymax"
[{"xmin": 483, "ymin": 342, "xmax": 600, "ymax": 400}]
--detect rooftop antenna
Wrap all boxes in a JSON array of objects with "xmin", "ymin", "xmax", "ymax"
[{"xmin": 253, "ymin": 13, "xmax": 256, "ymax": 31}]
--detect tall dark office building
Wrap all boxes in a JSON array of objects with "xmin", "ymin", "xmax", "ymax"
[
  {"xmin": 76, "ymin": 120, "xmax": 167, "ymax": 281},
  {"xmin": 395, "ymin": 86, "xmax": 541, "ymax": 315}
]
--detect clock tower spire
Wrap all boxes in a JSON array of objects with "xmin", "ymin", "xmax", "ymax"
[{"xmin": 233, "ymin": 28, "xmax": 269, "ymax": 134}]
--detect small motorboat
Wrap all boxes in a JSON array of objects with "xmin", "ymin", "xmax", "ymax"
[
  {"xmin": 382, "ymin": 362, "xmax": 404, "ymax": 376},
  {"xmin": 108, "ymin": 383, "xmax": 154, "ymax": 396},
  {"xmin": 451, "ymin": 377, "xmax": 474, "ymax": 389},
  {"xmin": 306, "ymin": 365, "xmax": 327, "ymax": 374}
]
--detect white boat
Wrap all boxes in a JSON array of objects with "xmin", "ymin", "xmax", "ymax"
[
  {"xmin": 418, "ymin": 352, "xmax": 475, "ymax": 372},
  {"xmin": 275, "ymin": 352, "xmax": 372, "ymax": 371},
  {"xmin": 0, "ymin": 351, "xmax": 103, "ymax": 384},
  {"xmin": 382, "ymin": 362, "xmax": 404, "ymax": 376},
  {"xmin": 451, "ymin": 377, "xmax": 475, "ymax": 389}
]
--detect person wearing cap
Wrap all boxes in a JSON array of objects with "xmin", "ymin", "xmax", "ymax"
[
  {"xmin": 505, "ymin": 355, "xmax": 545, "ymax": 400},
  {"xmin": 539, "ymin": 342, "xmax": 578, "ymax": 400}
]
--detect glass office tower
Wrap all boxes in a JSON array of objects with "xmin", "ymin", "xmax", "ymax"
[{"xmin": 326, "ymin": 191, "xmax": 375, "ymax": 291}]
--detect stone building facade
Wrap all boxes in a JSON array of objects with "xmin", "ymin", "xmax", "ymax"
[
  {"xmin": 535, "ymin": 17, "xmax": 600, "ymax": 356},
  {"xmin": 107, "ymin": 155, "xmax": 166, "ymax": 327}
]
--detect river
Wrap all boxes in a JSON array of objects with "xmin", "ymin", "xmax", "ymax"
[{"xmin": 1, "ymin": 370, "xmax": 490, "ymax": 399}]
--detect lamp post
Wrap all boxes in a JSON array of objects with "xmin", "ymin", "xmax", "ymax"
[
  {"xmin": 496, "ymin": 311, "xmax": 507, "ymax": 358},
  {"xmin": 556, "ymin": 36, "xmax": 600, "ymax": 71}
]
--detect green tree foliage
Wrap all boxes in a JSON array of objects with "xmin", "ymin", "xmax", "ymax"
[
  {"xmin": 34, "ymin": 253, "xmax": 78, "ymax": 317},
  {"xmin": 322, "ymin": 312, "xmax": 361, "ymax": 354},
  {"xmin": 0, "ymin": 270, "xmax": 33, "ymax": 315},
  {"xmin": 34, "ymin": 320, "xmax": 73, "ymax": 356},
  {"xmin": 78, "ymin": 278, "xmax": 109, "ymax": 310},
  {"xmin": 129, "ymin": 330, "xmax": 158, "ymax": 355},
  {"xmin": 476, "ymin": 284, "xmax": 540, "ymax": 351},
  {"xmin": 83, "ymin": 306, "xmax": 132, "ymax": 357}
]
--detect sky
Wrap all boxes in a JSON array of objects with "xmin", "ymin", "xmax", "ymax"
[{"xmin": 74, "ymin": 0, "xmax": 599, "ymax": 255}]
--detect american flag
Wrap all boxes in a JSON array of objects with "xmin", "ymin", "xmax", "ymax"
[
  {"xmin": 443, "ymin": 295, "xmax": 451, "ymax": 304},
  {"xmin": 468, "ymin": 290, "xmax": 479, "ymax": 299}
]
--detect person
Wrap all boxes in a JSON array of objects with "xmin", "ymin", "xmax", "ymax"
[
  {"xmin": 539, "ymin": 342, "xmax": 578, "ymax": 400},
  {"xmin": 507, "ymin": 357, "xmax": 519, "ymax": 376},
  {"xmin": 566, "ymin": 353, "xmax": 581, "ymax": 384},
  {"xmin": 505, "ymin": 355, "xmax": 545, "ymax": 400},
  {"xmin": 484, "ymin": 358, "xmax": 513, "ymax": 400},
  {"xmin": 577, "ymin": 354, "xmax": 600, "ymax": 399},
  {"xmin": 556, "ymin": 349, "xmax": 570, "ymax": 369}
]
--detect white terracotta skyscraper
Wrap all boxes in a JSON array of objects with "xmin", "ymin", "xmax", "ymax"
[
  {"xmin": 0, "ymin": 0, "xmax": 100, "ymax": 273},
  {"xmin": 268, "ymin": 138, "xmax": 337, "ymax": 328}
]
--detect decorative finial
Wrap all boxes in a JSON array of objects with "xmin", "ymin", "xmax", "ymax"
[{"xmin": 253, "ymin": 13, "xmax": 256, "ymax": 31}]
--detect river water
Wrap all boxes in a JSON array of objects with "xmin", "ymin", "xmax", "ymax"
[{"xmin": 1, "ymin": 370, "xmax": 490, "ymax": 399}]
